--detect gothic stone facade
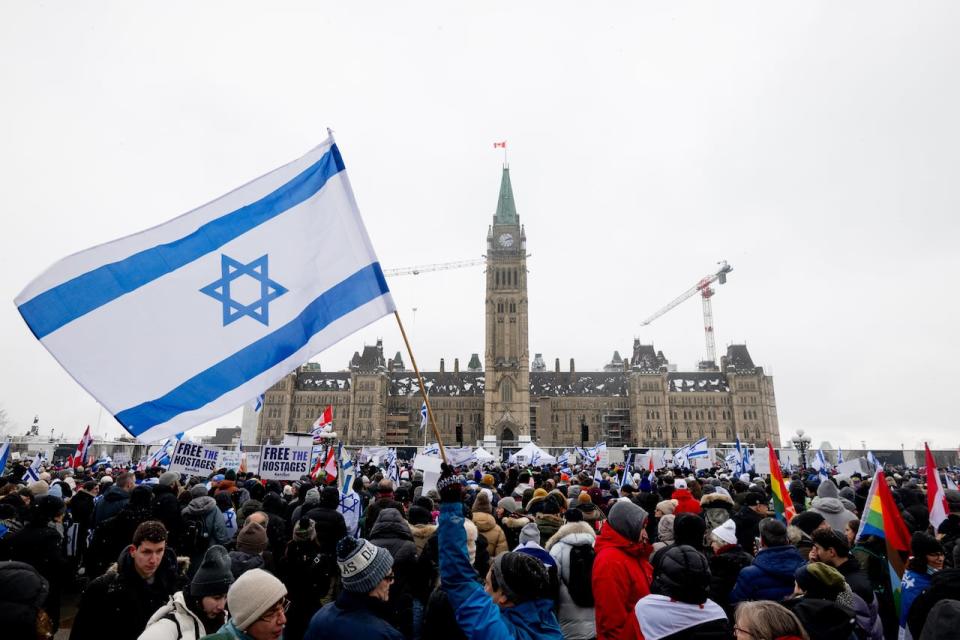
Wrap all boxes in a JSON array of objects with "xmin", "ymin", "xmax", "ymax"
[{"xmin": 257, "ymin": 168, "xmax": 780, "ymax": 449}]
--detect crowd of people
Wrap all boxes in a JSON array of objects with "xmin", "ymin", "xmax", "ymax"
[{"xmin": 1, "ymin": 452, "xmax": 959, "ymax": 640}]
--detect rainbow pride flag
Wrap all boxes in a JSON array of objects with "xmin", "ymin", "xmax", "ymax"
[
  {"xmin": 856, "ymin": 469, "xmax": 911, "ymax": 613},
  {"xmin": 767, "ymin": 442, "xmax": 796, "ymax": 523}
]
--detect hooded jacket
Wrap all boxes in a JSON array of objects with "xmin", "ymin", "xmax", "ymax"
[
  {"xmin": 729, "ymin": 544, "xmax": 807, "ymax": 604},
  {"xmin": 93, "ymin": 485, "xmax": 130, "ymax": 527},
  {"xmin": 0, "ymin": 560, "xmax": 49, "ymax": 639},
  {"xmin": 918, "ymin": 599, "xmax": 960, "ymax": 640},
  {"xmin": 409, "ymin": 522, "xmax": 438, "ymax": 556},
  {"xmin": 369, "ymin": 508, "xmax": 418, "ymax": 639},
  {"xmin": 670, "ymin": 488, "xmax": 701, "ymax": 515},
  {"xmin": 593, "ymin": 522, "xmax": 654, "ymax": 640},
  {"xmin": 708, "ymin": 543, "xmax": 753, "ymax": 617},
  {"xmin": 437, "ymin": 502, "xmax": 563, "ymax": 640},
  {"xmin": 547, "ymin": 522, "xmax": 597, "ymax": 640},
  {"xmin": 472, "ymin": 511, "xmax": 508, "ymax": 558},
  {"xmin": 700, "ymin": 493, "xmax": 734, "ymax": 531},
  {"xmin": 810, "ymin": 481, "xmax": 858, "ymax": 532},
  {"xmin": 138, "ymin": 590, "xmax": 213, "ymax": 640},
  {"xmin": 783, "ymin": 597, "xmax": 857, "ymax": 640},
  {"xmin": 499, "ymin": 514, "xmax": 531, "ymax": 550},
  {"xmin": 181, "ymin": 496, "xmax": 230, "ymax": 553}
]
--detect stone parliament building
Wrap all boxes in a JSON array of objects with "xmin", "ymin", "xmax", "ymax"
[{"xmin": 257, "ymin": 168, "xmax": 781, "ymax": 451}]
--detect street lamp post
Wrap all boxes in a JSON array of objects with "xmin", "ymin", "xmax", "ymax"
[{"xmin": 790, "ymin": 429, "xmax": 812, "ymax": 470}]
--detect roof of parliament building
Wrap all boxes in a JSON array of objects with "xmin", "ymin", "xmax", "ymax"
[{"xmin": 291, "ymin": 339, "xmax": 761, "ymax": 398}]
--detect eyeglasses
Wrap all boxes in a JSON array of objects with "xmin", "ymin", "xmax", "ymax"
[
  {"xmin": 256, "ymin": 598, "xmax": 290, "ymax": 624},
  {"xmin": 383, "ymin": 573, "xmax": 396, "ymax": 583},
  {"xmin": 733, "ymin": 625, "xmax": 756, "ymax": 638}
]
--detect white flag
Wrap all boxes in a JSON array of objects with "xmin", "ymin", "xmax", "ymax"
[
  {"xmin": 15, "ymin": 136, "xmax": 395, "ymax": 443},
  {"xmin": 687, "ymin": 437, "xmax": 709, "ymax": 459}
]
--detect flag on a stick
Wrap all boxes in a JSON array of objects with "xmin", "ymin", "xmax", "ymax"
[
  {"xmin": 15, "ymin": 136, "xmax": 395, "ymax": 444},
  {"xmin": 926, "ymin": 443, "xmax": 949, "ymax": 531},
  {"xmin": 767, "ymin": 442, "xmax": 796, "ymax": 523},
  {"xmin": 855, "ymin": 469, "xmax": 911, "ymax": 615},
  {"xmin": 70, "ymin": 425, "xmax": 94, "ymax": 469}
]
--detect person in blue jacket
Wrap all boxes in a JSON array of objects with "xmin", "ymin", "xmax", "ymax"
[
  {"xmin": 436, "ymin": 466, "xmax": 563, "ymax": 640},
  {"xmin": 304, "ymin": 536, "xmax": 402, "ymax": 640},
  {"xmin": 729, "ymin": 517, "xmax": 807, "ymax": 605}
]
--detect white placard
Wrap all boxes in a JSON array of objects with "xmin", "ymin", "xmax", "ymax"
[
  {"xmin": 836, "ymin": 458, "xmax": 869, "ymax": 476},
  {"xmin": 414, "ymin": 456, "xmax": 443, "ymax": 473},
  {"xmin": 597, "ymin": 450, "xmax": 610, "ymax": 468},
  {"xmin": 217, "ymin": 450, "xmax": 241, "ymax": 470},
  {"xmin": 752, "ymin": 450, "xmax": 771, "ymax": 476},
  {"xmin": 245, "ymin": 452, "xmax": 260, "ymax": 474},
  {"xmin": 694, "ymin": 457, "xmax": 714, "ymax": 470},
  {"xmin": 257, "ymin": 444, "xmax": 311, "ymax": 481},
  {"xmin": 168, "ymin": 440, "xmax": 219, "ymax": 477}
]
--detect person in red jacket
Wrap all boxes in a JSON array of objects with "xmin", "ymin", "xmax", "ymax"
[
  {"xmin": 670, "ymin": 479, "xmax": 701, "ymax": 515},
  {"xmin": 592, "ymin": 499, "xmax": 654, "ymax": 640}
]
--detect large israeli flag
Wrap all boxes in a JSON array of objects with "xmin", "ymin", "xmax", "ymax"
[
  {"xmin": 687, "ymin": 437, "xmax": 709, "ymax": 458},
  {"xmin": 15, "ymin": 136, "xmax": 395, "ymax": 443}
]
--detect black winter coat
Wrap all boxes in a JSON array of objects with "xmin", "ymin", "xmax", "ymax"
[
  {"xmin": 731, "ymin": 506, "xmax": 764, "ymax": 554},
  {"xmin": 86, "ymin": 505, "xmax": 154, "ymax": 576},
  {"xmin": 707, "ymin": 544, "xmax": 753, "ymax": 616},
  {"xmin": 303, "ymin": 505, "xmax": 348, "ymax": 555},
  {"xmin": 150, "ymin": 484, "xmax": 183, "ymax": 548},
  {"xmin": 92, "ymin": 486, "xmax": 130, "ymax": 527},
  {"xmin": 783, "ymin": 597, "xmax": 857, "ymax": 640},
  {"xmin": 369, "ymin": 508, "xmax": 417, "ymax": 639},
  {"xmin": 907, "ymin": 566, "xmax": 960, "ymax": 639},
  {"xmin": 0, "ymin": 560, "xmax": 50, "ymax": 639},
  {"xmin": 0, "ymin": 522, "xmax": 67, "ymax": 628},
  {"xmin": 364, "ymin": 495, "xmax": 402, "ymax": 537},
  {"xmin": 70, "ymin": 546, "xmax": 185, "ymax": 640}
]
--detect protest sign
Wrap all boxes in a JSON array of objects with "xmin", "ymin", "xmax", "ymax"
[
  {"xmin": 168, "ymin": 440, "xmax": 219, "ymax": 476},
  {"xmin": 414, "ymin": 455, "xmax": 443, "ymax": 494},
  {"xmin": 752, "ymin": 450, "xmax": 771, "ymax": 475},
  {"xmin": 837, "ymin": 458, "xmax": 869, "ymax": 476},
  {"xmin": 258, "ymin": 444, "xmax": 311, "ymax": 481},
  {"xmin": 217, "ymin": 450, "xmax": 241, "ymax": 470}
]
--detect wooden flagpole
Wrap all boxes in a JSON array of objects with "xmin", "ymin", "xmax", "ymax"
[{"xmin": 394, "ymin": 311, "xmax": 448, "ymax": 464}]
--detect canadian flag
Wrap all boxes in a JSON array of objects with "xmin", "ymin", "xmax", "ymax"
[
  {"xmin": 70, "ymin": 426, "xmax": 94, "ymax": 469},
  {"xmin": 312, "ymin": 446, "xmax": 338, "ymax": 483},
  {"xmin": 493, "ymin": 141, "xmax": 507, "ymax": 148},
  {"xmin": 311, "ymin": 405, "xmax": 333, "ymax": 440},
  {"xmin": 926, "ymin": 442, "xmax": 949, "ymax": 530}
]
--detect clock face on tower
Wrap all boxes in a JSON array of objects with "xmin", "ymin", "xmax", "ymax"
[{"xmin": 498, "ymin": 232, "xmax": 514, "ymax": 248}]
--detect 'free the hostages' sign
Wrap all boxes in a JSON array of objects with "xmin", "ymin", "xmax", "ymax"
[
  {"xmin": 258, "ymin": 445, "xmax": 311, "ymax": 481},
  {"xmin": 168, "ymin": 441, "xmax": 219, "ymax": 477}
]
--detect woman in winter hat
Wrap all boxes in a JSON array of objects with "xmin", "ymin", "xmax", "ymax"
[
  {"xmin": 707, "ymin": 519, "xmax": 753, "ymax": 618},
  {"xmin": 546, "ymin": 519, "xmax": 597, "ymax": 640},
  {"xmin": 139, "ymin": 545, "xmax": 234, "ymax": 640},
  {"xmin": 472, "ymin": 491, "xmax": 508, "ymax": 558},
  {"xmin": 304, "ymin": 537, "xmax": 402, "ymax": 640},
  {"xmin": 784, "ymin": 562, "xmax": 857, "ymax": 640}
]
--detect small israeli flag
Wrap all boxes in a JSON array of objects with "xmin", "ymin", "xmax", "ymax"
[
  {"xmin": 837, "ymin": 447, "xmax": 844, "ymax": 465},
  {"xmin": 742, "ymin": 446, "xmax": 753, "ymax": 472},
  {"xmin": 867, "ymin": 451, "xmax": 882, "ymax": 470},
  {"xmin": 419, "ymin": 401, "xmax": 428, "ymax": 433},
  {"xmin": 15, "ymin": 136, "xmax": 395, "ymax": 444},
  {"xmin": 24, "ymin": 453, "xmax": 43, "ymax": 482},
  {"xmin": 252, "ymin": 394, "xmax": 265, "ymax": 413},
  {"xmin": 0, "ymin": 442, "xmax": 9, "ymax": 473},
  {"xmin": 687, "ymin": 437, "xmax": 709, "ymax": 459}
]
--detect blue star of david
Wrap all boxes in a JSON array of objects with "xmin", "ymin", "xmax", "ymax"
[{"xmin": 200, "ymin": 254, "xmax": 288, "ymax": 327}]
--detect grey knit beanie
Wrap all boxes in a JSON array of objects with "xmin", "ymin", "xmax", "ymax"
[
  {"xmin": 190, "ymin": 545, "xmax": 234, "ymax": 596},
  {"xmin": 336, "ymin": 537, "xmax": 393, "ymax": 593},
  {"xmin": 519, "ymin": 522, "xmax": 541, "ymax": 546},
  {"xmin": 608, "ymin": 499, "xmax": 648, "ymax": 542},
  {"xmin": 227, "ymin": 568, "xmax": 286, "ymax": 631}
]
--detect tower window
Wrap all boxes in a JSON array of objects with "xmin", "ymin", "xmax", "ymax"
[{"xmin": 501, "ymin": 380, "xmax": 513, "ymax": 403}]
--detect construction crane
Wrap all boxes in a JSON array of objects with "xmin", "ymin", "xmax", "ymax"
[
  {"xmin": 382, "ymin": 257, "xmax": 487, "ymax": 277},
  {"xmin": 640, "ymin": 261, "xmax": 733, "ymax": 367}
]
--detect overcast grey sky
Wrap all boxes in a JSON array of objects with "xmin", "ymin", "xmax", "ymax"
[{"xmin": 2, "ymin": 2, "xmax": 958, "ymax": 450}]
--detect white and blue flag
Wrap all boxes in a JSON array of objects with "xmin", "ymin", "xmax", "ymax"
[
  {"xmin": 687, "ymin": 437, "xmax": 709, "ymax": 459},
  {"xmin": 24, "ymin": 453, "xmax": 43, "ymax": 482},
  {"xmin": 419, "ymin": 401, "xmax": 428, "ymax": 434},
  {"xmin": 557, "ymin": 450, "xmax": 571, "ymax": 468},
  {"xmin": 742, "ymin": 446, "xmax": 753, "ymax": 473},
  {"xmin": 867, "ymin": 451, "xmax": 882, "ymax": 470},
  {"xmin": 15, "ymin": 136, "xmax": 396, "ymax": 444},
  {"xmin": 252, "ymin": 394, "xmax": 265, "ymax": 413},
  {"xmin": 0, "ymin": 442, "xmax": 9, "ymax": 473},
  {"xmin": 837, "ymin": 448, "xmax": 844, "ymax": 465},
  {"xmin": 813, "ymin": 449, "xmax": 829, "ymax": 477},
  {"xmin": 621, "ymin": 453, "xmax": 633, "ymax": 487}
]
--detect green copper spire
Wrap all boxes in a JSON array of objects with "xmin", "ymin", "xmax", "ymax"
[{"xmin": 494, "ymin": 166, "xmax": 518, "ymax": 224}]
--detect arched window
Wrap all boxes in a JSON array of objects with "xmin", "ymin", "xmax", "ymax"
[
  {"xmin": 686, "ymin": 426, "xmax": 692, "ymax": 439},
  {"xmin": 671, "ymin": 426, "xmax": 677, "ymax": 439},
  {"xmin": 501, "ymin": 379, "xmax": 513, "ymax": 403},
  {"xmin": 657, "ymin": 426, "xmax": 663, "ymax": 440}
]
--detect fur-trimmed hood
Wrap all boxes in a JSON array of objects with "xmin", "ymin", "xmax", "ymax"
[
  {"xmin": 546, "ymin": 521, "xmax": 596, "ymax": 550},
  {"xmin": 701, "ymin": 493, "xmax": 734, "ymax": 508},
  {"xmin": 501, "ymin": 515, "xmax": 531, "ymax": 529}
]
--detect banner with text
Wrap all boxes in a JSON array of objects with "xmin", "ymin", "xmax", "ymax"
[
  {"xmin": 217, "ymin": 450, "xmax": 241, "ymax": 471},
  {"xmin": 258, "ymin": 444, "xmax": 311, "ymax": 481},
  {"xmin": 168, "ymin": 441, "xmax": 220, "ymax": 476}
]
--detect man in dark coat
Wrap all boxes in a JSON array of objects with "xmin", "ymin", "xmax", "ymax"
[
  {"xmin": 369, "ymin": 507, "xmax": 418, "ymax": 638},
  {"xmin": 70, "ymin": 520, "xmax": 185, "ymax": 640},
  {"xmin": 304, "ymin": 486, "xmax": 348, "ymax": 555},
  {"xmin": 363, "ymin": 479, "xmax": 402, "ymax": 537},
  {"xmin": 150, "ymin": 471, "xmax": 184, "ymax": 548},
  {"xmin": 92, "ymin": 472, "xmax": 135, "ymax": 527},
  {"xmin": 86, "ymin": 484, "xmax": 155, "ymax": 577},
  {"xmin": 729, "ymin": 518, "xmax": 807, "ymax": 605},
  {"xmin": 732, "ymin": 491, "xmax": 768, "ymax": 554},
  {"xmin": 68, "ymin": 480, "xmax": 97, "ymax": 567}
]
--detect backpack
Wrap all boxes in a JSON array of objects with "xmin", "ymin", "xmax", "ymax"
[
  {"xmin": 564, "ymin": 543, "xmax": 596, "ymax": 608},
  {"xmin": 180, "ymin": 511, "xmax": 210, "ymax": 557}
]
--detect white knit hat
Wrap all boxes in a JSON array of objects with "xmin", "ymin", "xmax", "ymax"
[
  {"xmin": 712, "ymin": 519, "xmax": 738, "ymax": 546},
  {"xmin": 228, "ymin": 569, "xmax": 287, "ymax": 631},
  {"xmin": 674, "ymin": 479, "xmax": 687, "ymax": 490}
]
